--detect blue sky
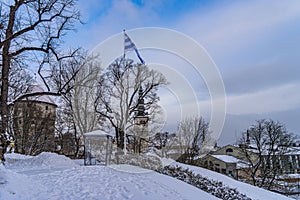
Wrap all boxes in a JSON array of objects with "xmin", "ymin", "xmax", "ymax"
[{"xmin": 68, "ymin": 0, "xmax": 300, "ymax": 145}]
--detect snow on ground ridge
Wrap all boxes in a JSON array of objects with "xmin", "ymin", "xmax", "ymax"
[
  {"xmin": 1, "ymin": 152, "xmax": 219, "ymax": 200},
  {"xmin": 6, "ymin": 152, "xmax": 77, "ymax": 169},
  {"xmin": 1, "ymin": 152, "xmax": 295, "ymax": 200}
]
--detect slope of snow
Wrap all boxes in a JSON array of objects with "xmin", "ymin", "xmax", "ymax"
[
  {"xmin": 0, "ymin": 165, "xmax": 46, "ymax": 200},
  {"xmin": 174, "ymin": 162, "xmax": 292, "ymax": 200},
  {"xmin": 1, "ymin": 152, "xmax": 294, "ymax": 200},
  {"xmin": 1, "ymin": 152, "xmax": 219, "ymax": 200}
]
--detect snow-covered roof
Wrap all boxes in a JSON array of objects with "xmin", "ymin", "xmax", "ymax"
[
  {"xmin": 236, "ymin": 162, "xmax": 250, "ymax": 169},
  {"xmin": 22, "ymin": 84, "xmax": 56, "ymax": 105},
  {"xmin": 211, "ymin": 155, "xmax": 240, "ymax": 163},
  {"xmin": 84, "ymin": 130, "xmax": 114, "ymax": 137}
]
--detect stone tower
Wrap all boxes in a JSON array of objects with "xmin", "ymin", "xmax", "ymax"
[{"xmin": 12, "ymin": 85, "xmax": 57, "ymax": 155}]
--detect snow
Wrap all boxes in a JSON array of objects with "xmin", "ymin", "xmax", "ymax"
[
  {"xmin": 84, "ymin": 129, "xmax": 114, "ymax": 137},
  {"xmin": 211, "ymin": 155, "xmax": 241, "ymax": 163},
  {"xmin": 1, "ymin": 152, "xmax": 219, "ymax": 200},
  {"xmin": 173, "ymin": 162, "xmax": 293, "ymax": 200},
  {"xmin": 160, "ymin": 157, "xmax": 176, "ymax": 167},
  {"xmin": 24, "ymin": 84, "xmax": 56, "ymax": 105},
  {"xmin": 0, "ymin": 152, "xmax": 294, "ymax": 200}
]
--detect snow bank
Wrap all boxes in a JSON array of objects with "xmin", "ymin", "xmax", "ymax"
[
  {"xmin": 5, "ymin": 153, "xmax": 33, "ymax": 160},
  {"xmin": 0, "ymin": 164, "xmax": 46, "ymax": 200},
  {"xmin": 3, "ymin": 154, "xmax": 219, "ymax": 200},
  {"xmin": 30, "ymin": 152, "xmax": 77, "ymax": 167},
  {"xmin": 161, "ymin": 157, "xmax": 176, "ymax": 167},
  {"xmin": 7, "ymin": 152, "xmax": 77, "ymax": 169}
]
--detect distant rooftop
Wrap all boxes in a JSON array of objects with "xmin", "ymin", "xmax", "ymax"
[
  {"xmin": 211, "ymin": 155, "xmax": 240, "ymax": 163},
  {"xmin": 84, "ymin": 130, "xmax": 115, "ymax": 137}
]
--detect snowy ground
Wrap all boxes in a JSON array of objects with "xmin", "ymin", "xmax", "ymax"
[
  {"xmin": 1, "ymin": 152, "xmax": 218, "ymax": 200},
  {"xmin": 0, "ymin": 152, "xmax": 294, "ymax": 200}
]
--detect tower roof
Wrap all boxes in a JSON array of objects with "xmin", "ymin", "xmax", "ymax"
[
  {"xmin": 136, "ymin": 86, "xmax": 147, "ymax": 117},
  {"xmin": 21, "ymin": 84, "xmax": 56, "ymax": 105}
]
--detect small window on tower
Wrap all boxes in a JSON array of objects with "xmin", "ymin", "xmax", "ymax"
[
  {"xmin": 45, "ymin": 106, "xmax": 48, "ymax": 110},
  {"xmin": 226, "ymin": 148, "xmax": 233, "ymax": 153}
]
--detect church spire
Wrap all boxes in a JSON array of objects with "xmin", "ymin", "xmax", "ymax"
[{"xmin": 136, "ymin": 86, "xmax": 146, "ymax": 117}]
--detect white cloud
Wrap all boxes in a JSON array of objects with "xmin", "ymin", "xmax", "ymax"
[
  {"xmin": 226, "ymin": 82, "xmax": 300, "ymax": 115},
  {"xmin": 72, "ymin": 0, "xmax": 300, "ymax": 135},
  {"xmin": 177, "ymin": 0, "xmax": 300, "ymax": 45}
]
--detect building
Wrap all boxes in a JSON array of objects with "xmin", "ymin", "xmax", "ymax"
[
  {"xmin": 11, "ymin": 85, "xmax": 57, "ymax": 155},
  {"xmin": 131, "ymin": 86, "xmax": 149, "ymax": 153},
  {"xmin": 199, "ymin": 145, "xmax": 253, "ymax": 179},
  {"xmin": 199, "ymin": 143, "xmax": 300, "ymax": 194},
  {"xmin": 201, "ymin": 154, "xmax": 241, "ymax": 178}
]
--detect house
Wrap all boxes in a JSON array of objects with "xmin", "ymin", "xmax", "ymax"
[
  {"xmin": 201, "ymin": 154, "xmax": 241, "ymax": 178},
  {"xmin": 199, "ymin": 142, "xmax": 300, "ymax": 194}
]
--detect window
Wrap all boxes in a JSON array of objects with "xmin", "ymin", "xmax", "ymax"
[
  {"xmin": 226, "ymin": 148, "xmax": 233, "ymax": 153},
  {"xmin": 45, "ymin": 106, "xmax": 48, "ymax": 110}
]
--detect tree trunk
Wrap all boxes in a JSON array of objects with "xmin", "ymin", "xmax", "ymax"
[
  {"xmin": 1, "ymin": 55, "xmax": 10, "ymax": 134},
  {"xmin": 1, "ymin": 4, "xmax": 17, "ymax": 135},
  {"xmin": 115, "ymin": 128, "xmax": 124, "ymax": 150}
]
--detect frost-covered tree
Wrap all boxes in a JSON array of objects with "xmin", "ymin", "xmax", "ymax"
[
  {"xmin": 239, "ymin": 119, "xmax": 296, "ymax": 190},
  {"xmin": 0, "ymin": 0, "xmax": 81, "ymax": 160},
  {"xmin": 72, "ymin": 55, "xmax": 102, "ymax": 138},
  {"xmin": 177, "ymin": 116, "xmax": 210, "ymax": 164},
  {"xmin": 150, "ymin": 132, "xmax": 176, "ymax": 157},
  {"xmin": 95, "ymin": 58, "xmax": 167, "ymax": 150},
  {"xmin": 54, "ymin": 53, "xmax": 101, "ymax": 158}
]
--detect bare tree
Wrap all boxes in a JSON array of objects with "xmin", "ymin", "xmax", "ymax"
[
  {"xmin": 72, "ymin": 55, "xmax": 102, "ymax": 138},
  {"xmin": 95, "ymin": 58, "xmax": 167, "ymax": 151},
  {"xmin": 7, "ymin": 65, "xmax": 34, "ymax": 102},
  {"xmin": 150, "ymin": 132, "xmax": 176, "ymax": 157},
  {"xmin": 55, "ymin": 100, "xmax": 81, "ymax": 158},
  {"xmin": 177, "ymin": 116, "xmax": 210, "ymax": 164},
  {"xmin": 239, "ymin": 119, "xmax": 296, "ymax": 190},
  {"xmin": 5, "ymin": 65, "xmax": 34, "ymax": 140},
  {"xmin": 52, "ymin": 53, "xmax": 101, "ymax": 158},
  {"xmin": 0, "ymin": 0, "xmax": 81, "ymax": 136}
]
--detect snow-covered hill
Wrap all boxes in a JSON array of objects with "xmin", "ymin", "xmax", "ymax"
[
  {"xmin": 0, "ymin": 152, "xmax": 293, "ymax": 200},
  {"xmin": 1, "ymin": 153, "xmax": 218, "ymax": 200}
]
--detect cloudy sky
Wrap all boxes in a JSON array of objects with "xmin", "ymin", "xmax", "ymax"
[{"xmin": 66, "ymin": 0, "xmax": 300, "ymax": 145}]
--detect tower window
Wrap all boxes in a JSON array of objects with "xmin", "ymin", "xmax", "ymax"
[
  {"xmin": 226, "ymin": 148, "xmax": 233, "ymax": 153},
  {"xmin": 45, "ymin": 106, "xmax": 48, "ymax": 110}
]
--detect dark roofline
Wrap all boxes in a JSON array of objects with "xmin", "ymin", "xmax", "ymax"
[{"xmin": 14, "ymin": 99, "xmax": 57, "ymax": 107}]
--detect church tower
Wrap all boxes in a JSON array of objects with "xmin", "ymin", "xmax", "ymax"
[{"xmin": 133, "ymin": 86, "xmax": 149, "ymax": 153}]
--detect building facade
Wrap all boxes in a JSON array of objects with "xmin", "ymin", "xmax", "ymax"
[{"xmin": 12, "ymin": 85, "xmax": 57, "ymax": 155}]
